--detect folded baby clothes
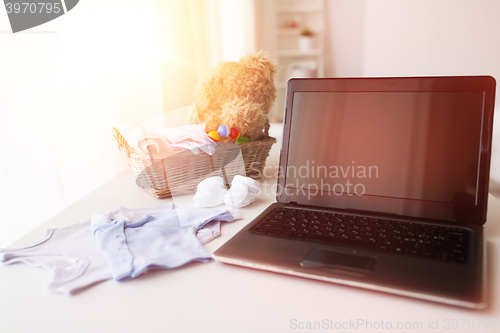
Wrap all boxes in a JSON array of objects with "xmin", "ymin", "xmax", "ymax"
[
  {"xmin": 0, "ymin": 221, "xmax": 110, "ymax": 295},
  {"xmin": 128, "ymin": 124, "xmax": 216, "ymax": 155},
  {"xmin": 137, "ymin": 137, "xmax": 173, "ymax": 155},
  {"xmin": 196, "ymin": 221, "xmax": 221, "ymax": 245},
  {"xmin": 90, "ymin": 206, "xmax": 235, "ymax": 281},
  {"xmin": 194, "ymin": 209, "xmax": 242, "ymax": 244},
  {"xmin": 0, "ymin": 204, "xmax": 173, "ymax": 295},
  {"xmin": 0, "ymin": 204, "xmax": 239, "ymax": 294}
]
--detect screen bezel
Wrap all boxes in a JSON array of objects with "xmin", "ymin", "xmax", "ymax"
[{"xmin": 277, "ymin": 76, "xmax": 496, "ymax": 225}]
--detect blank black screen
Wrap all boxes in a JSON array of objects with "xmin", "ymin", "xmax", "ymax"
[{"xmin": 286, "ymin": 91, "xmax": 484, "ymax": 205}]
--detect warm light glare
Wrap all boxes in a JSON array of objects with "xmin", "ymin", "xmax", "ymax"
[{"xmin": 74, "ymin": 2, "xmax": 162, "ymax": 70}]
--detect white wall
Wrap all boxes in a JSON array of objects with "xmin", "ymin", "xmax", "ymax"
[
  {"xmin": 0, "ymin": 0, "xmax": 165, "ymax": 248},
  {"xmin": 324, "ymin": 0, "xmax": 500, "ymax": 78},
  {"xmin": 324, "ymin": 0, "xmax": 500, "ymax": 184},
  {"xmin": 362, "ymin": 0, "xmax": 500, "ymax": 79},
  {"xmin": 324, "ymin": 0, "xmax": 365, "ymax": 77}
]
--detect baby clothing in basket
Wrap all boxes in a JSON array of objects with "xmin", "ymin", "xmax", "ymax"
[
  {"xmin": 0, "ymin": 204, "xmax": 238, "ymax": 295},
  {"xmin": 128, "ymin": 124, "xmax": 216, "ymax": 155}
]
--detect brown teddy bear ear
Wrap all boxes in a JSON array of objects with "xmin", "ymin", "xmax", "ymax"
[{"xmin": 239, "ymin": 51, "xmax": 278, "ymax": 76}]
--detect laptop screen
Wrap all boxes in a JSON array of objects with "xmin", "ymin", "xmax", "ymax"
[{"xmin": 280, "ymin": 77, "xmax": 495, "ymax": 224}]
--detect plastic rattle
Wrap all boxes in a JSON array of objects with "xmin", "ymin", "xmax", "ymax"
[
  {"xmin": 208, "ymin": 130, "xmax": 220, "ymax": 142},
  {"xmin": 229, "ymin": 127, "xmax": 240, "ymax": 139},
  {"xmin": 217, "ymin": 125, "xmax": 230, "ymax": 137},
  {"xmin": 236, "ymin": 136, "xmax": 250, "ymax": 144},
  {"xmin": 216, "ymin": 125, "xmax": 241, "ymax": 140}
]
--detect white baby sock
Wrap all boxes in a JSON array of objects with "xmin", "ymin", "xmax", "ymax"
[
  {"xmin": 192, "ymin": 176, "xmax": 227, "ymax": 207},
  {"xmin": 223, "ymin": 175, "xmax": 261, "ymax": 208}
]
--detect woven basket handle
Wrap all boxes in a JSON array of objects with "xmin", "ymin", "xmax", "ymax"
[
  {"xmin": 112, "ymin": 127, "xmax": 132, "ymax": 158},
  {"xmin": 264, "ymin": 118, "xmax": 270, "ymax": 137}
]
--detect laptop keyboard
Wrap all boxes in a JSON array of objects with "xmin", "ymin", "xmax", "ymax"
[{"xmin": 250, "ymin": 208, "xmax": 470, "ymax": 264}]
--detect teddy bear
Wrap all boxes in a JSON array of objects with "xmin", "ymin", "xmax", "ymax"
[{"xmin": 187, "ymin": 51, "xmax": 278, "ymax": 142}]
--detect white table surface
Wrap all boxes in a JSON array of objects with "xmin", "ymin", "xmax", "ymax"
[{"xmin": 1, "ymin": 149, "xmax": 500, "ymax": 333}]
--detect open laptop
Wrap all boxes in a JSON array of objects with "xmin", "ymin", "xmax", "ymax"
[{"xmin": 213, "ymin": 76, "xmax": 496, "ymax": 309}]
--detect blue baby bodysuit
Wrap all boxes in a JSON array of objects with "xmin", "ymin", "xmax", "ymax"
[
  {"xmin": 90, "ymin": 206, "xmax": 235, "ymax": 281},
  {"xmin": 1, "ymin": 204, "xmax": 237, "ymax": 294}
]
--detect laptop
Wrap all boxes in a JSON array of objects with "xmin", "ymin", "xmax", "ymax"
[{"xmin": 213, "ymin": 76, "xmax": 496, "ymax": 309}]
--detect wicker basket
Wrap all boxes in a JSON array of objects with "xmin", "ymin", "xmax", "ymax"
[{"xmin": 112, "ymin": 126, "xmax": 276, "ymax": 199}]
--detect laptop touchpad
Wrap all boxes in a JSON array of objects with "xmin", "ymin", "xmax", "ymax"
[{"xmin": 301, "ymin": 248, "xmax": 376, "ymax": 274}]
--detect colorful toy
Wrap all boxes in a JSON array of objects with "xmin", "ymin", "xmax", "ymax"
[
  {"xmin": 212, "ymin": 125, "xmax": 242, "ymax": 142},
  {"xmin": 236, "ymin": 136, "xmax": 250, "ymax": 144},
  {"xmin": 217, "ymin": 125, "xmax": 230, "ymax": 137},
  {"xmin": 229, "ymin": 127, "xmax": 240, "ymax": 140},
  {"xmin": 187, "ymin": 52, "xmax": 277, "ymax": 141},
  {"xmin": 208, "ymin": 130, "xmax": 220, "ymax": 142}
]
